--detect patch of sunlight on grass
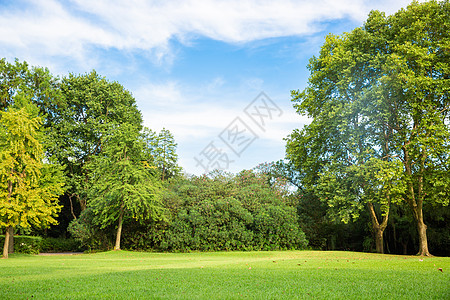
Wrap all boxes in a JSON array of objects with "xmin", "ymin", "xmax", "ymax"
[{"xmin": 1, "ymin": 251, "xmax": 449, "ymax": 299}]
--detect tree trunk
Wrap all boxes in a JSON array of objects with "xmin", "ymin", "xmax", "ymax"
[
  {"xmin": 68, "ymin": 194, "xmax": 77, "ymax": 220},
  {"xmin": 402, "ymin": 241, "xmax": 408, "ymax": 255},
  {"xmin": 403, "ymin": 145, "xmax": 431, "ymax": 256},
  {"xmin": 2, "ymin": 226, "xmax": 11, "ymax": 259},
  {"xmin": 374, "ymin": 228, "xmax": 384, "ymax": 254},
  {"xmin": 416, "ymin": 218, "xmax": 430, "ymax": 256},
  {"xmin": 3, "ymin": 179, "xmax": 13, "ymax": 258},
  {"xmin": 367, "ymin": 202, "xmax": 388, "ymax": 254},
  {"xmin": 407, "ymin": 186, "xmax": 431, "ymax": 256},
  {"xmin": 7, "ymin": 227, "xmax": 14, "ymax": 254},
  {"xmin": 79, "ymin": 197, "xmax": 87, "ymax": 211},
  {"xmin": 114, "ymin": 203, "xmax": 124, "ymax": 251}
]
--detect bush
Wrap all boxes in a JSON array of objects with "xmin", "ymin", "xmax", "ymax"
[
  {"xmin": 162, "ymin": 197, "xmax": 255, "ymax": 251},
  {"xmin": 0, "ymin": 235, "xmax": 42, "ymax": 254},
  {"xmin": 253, "ymin": 204, "xmax": 308, "ymax": 250},
  {"xmin": 41, "ymin": 237, "xmax": 83, "ymax": 253},
  {"xmin": 121, "ymin": 171, "xmax": 309, "ymax": 252},
  {"xmin": 68, "ymin": 208, "xmax": 113, "ymax": 251}
]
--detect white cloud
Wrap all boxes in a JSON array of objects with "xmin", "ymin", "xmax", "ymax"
[
  {"xmin": 134, "ymin": 80, "xmax": 236, "ymax": 138},
  {"xmin": 0, "ymin": 0, "xmax": 414, "ymax": 175},
  {"xmin": 134, "ymin": 81, "xmax": 184, "ymax": 108},
  {"xmin": 133, "ymin": 77, "xmax": 311, "ymax": 175},
  {"xmin": 134, "ymin": 77, "xmax": 309, "ymax": 140},
  {"xmin": 1, "ymin": 0, "xmax": 412, "ymax": 65}
]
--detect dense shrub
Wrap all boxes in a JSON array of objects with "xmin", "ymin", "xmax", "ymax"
[
  {"xmin": 40, "ymin": 237, "xmax": 83, "ymax": 253},
  {"xmin": 121, "ymin": 170, "xmax": 309, "ymax": 252},
  {"xmin": 0, "ymin": 235, "xmax": 42, "ymax": 254},
  {"xmin": 68, "ymin": 208, "xmax": 113, "ymax": 251},
  {"xmin": 253, "ymin": 204, "xmax": 308, "ymax": 250},
  {"xmin": 161, "ymin": 197, "xmax": 255, "ymax": 251}
]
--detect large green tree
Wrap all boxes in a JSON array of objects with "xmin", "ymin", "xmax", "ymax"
[
  {"xmin": 286, "ymin": 26, "xmax": 399, "ymax": 254},
  {"xmin": 365, "ymin": 0, "xmax": 450, "ymax": 256},
  {"xmin": 87, "ymin": 123, "xmax": 163, "ymax": 250},
  {"xmin": 49, "ymin": 71, "xmax": 143, "ymax": 212},
  {"xmin": 286, "ymin": 0, "xmax": 449, "ymax": 255},
  {"xmin": 0, "ymin": 104, "xmax": 64, "ymax": 258},
  {"xmin": 1, "ymin": 58, "xmax": 65, "ymax": 251}
]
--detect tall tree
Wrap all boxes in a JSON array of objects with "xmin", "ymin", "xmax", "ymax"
[
  {"xmin": 286, "ymin": 0, "xmax": 449, "ymax": 255},
  {"xmin": 1, "ymin": 58, "xmax": 64, "ymax": 248},
  {"xmin": 49, "ymin": 71, "xmax": 143, "ymax": 212},
  {"xmin": 0, "ymin": 104, "xmax": 64, "ymax": 258},
  {"xmin": 364, "ymin": 0, "xmax": 450, "ymax": 255},
  {"xmin": 286, "ymin": 27, "xmax": 397, "ymax": 253},
  {"xmin": 142, "ymin": 128, "xmax": 180, "ymax": 181},
  {"xmin": 88, "ymin": 123, "xmax": 163, "ymax": 250}
]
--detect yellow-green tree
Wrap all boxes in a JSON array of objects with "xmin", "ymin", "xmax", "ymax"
[{"xmin": 0, "ymin": 104, "xmax": 64, "ymax": 258}]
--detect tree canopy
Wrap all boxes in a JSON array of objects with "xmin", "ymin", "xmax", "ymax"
[
  {"xmin": 0, "ymin": 103, "xmax": 64, "ymax": 258},
  {"xmin": 86, "ymin": 123, "xmax": 163, "ymax": 250},
  {"xmin": 286, "ymin": 0, "xmax": 449, "ymax": 255},
  {"xmin": 1, "ymin": 1, "xmax": 449, "ymax": 256},
  {"xmin": 49, "ymin": 71, "xmax": 143, "ymax": 211}
]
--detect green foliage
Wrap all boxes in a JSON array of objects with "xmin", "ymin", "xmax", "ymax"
[
  {"xmin": 0, "ymin": 58, "xmax": 60, "ymax": 115},
  {"xmin": 85, "ymin": 123, "xmax": 164, "ymax": 250},
  {"xmin": 253, "ymin": 204, "xmax": 307, "ymax": 250},
  {"xmin": 49, "ymin": 71, "xmax": 143, "ymax": 210},
  {"xmin": 161, "ymin": 197, "xmax": 255, "ymax": 251},
  {"xmin": 121, "ymin": 170, "xmax": 308, "ymax": 252},
  {"xmin": 40, "ymin": 237, "xmax": 83, "ymax": 253},
  {"xmin": 141, "ymin": 127, "xmax": 181, "ymax": 181},
  {"xmin": 316, "ymin": 159, "xmax": 406, "ymax": 224},
  {"xmin": 67, "ymin": 208, "xmax": 113, "ymax": 250},
  {"xmin": 0, "ymin": 235, "xmax": 82, "ymax": 253},
  {"xmin": 0, "ymin": 235, "xmax": 42, "ymax": 254},
  {"xmin": 0, "ymin": 104, "xmax": 63, "ymax": 230},
  {"xmin": 285, "ymin": 0, "xmax": 450, "ymax": 255}
]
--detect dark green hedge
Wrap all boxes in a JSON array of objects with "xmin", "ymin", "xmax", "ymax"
[
  {"xmin": 0, "ymin": 235, "xmax": 42, "ymax": 254},
  {"xmin": 40, "ymin": 237, "xmax": 83, "ymax": 253},
  {"xmin": 0, "ymin": 235, "xmax": 82, "ymax": 254}
]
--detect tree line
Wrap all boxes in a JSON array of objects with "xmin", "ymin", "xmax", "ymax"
[
  {"xmin": 1, "ymin": 0, "xmax": 449, "ymax": 258},
  {"xmin": 0, "ymin": 59, "xmax": 307, "ymax": 257},
  {"xmin": 0, "ymin": 60, "xmax": 184, "ymax": 257}
]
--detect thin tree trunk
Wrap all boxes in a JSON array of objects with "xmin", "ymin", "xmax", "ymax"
[
  {"xmin": 68, "ymin": 194, "xmax": 77, "ymax": 220},
  {"xmin": 114, "ymin": 203, "xmax": 124, "ymax": 251},
  {"xmin": 7, "ymin": 227, "xmax": 14, "ymax": 254},
  {"xmin": 2, "ymin": 226, "xmax": 11, "ymax": 259},
  {"xmin": 79, "ymin": 197, "xmax": 87, "ymax": 211},
  {"xmin": 3, "ymin": 178, "xmax": 13, "ymax": 258},
  {"xmin": 405, "ymin": 176, "xmax": 431, "ymax": 256},
  {"xmin": 402, "ymin": 241, "xmax": 408, "ymax": 255}
]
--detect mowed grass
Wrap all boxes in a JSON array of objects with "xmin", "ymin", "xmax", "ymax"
[{"xmin": 1, "ymin": 250, "xmax": 449, "ymax": 299}]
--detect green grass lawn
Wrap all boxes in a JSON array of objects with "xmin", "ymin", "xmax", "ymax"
[{"xmin": 1, "ymin": 250, "xmax": 449, "ymax": 299}]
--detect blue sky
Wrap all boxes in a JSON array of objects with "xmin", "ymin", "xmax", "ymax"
[{"xmin": 0, "ymin": 0, "xmax": 413, "ymax": 175}]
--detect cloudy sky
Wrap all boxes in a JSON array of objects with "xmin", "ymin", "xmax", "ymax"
[{"xmin": 1, "ymin": 0, "xmax": 413, "ymax": 175}]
